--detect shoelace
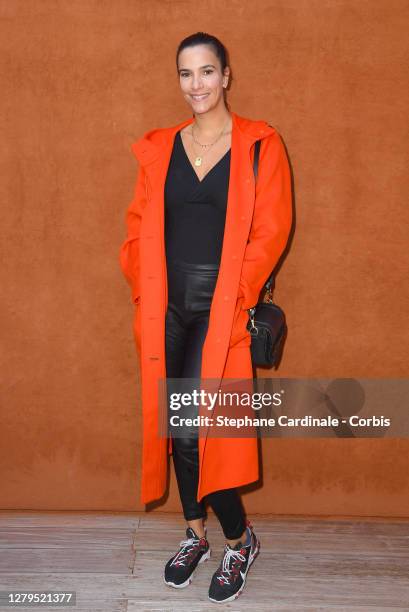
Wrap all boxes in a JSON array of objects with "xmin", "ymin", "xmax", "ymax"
[
  {"xmin": 170, "ymin": 535, "xmax": 201, "ymax": 567},
  {"xmin": 217, "ymin": 546, "xmax": 247, "ymax": 585}
]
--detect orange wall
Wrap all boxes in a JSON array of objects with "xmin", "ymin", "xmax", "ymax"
[{"xmin": 1, "ymin": 0, "xmax": 408, "ymax": 517}]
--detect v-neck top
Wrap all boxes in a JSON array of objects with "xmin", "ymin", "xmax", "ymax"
[{"xmin": 164, "ymin": 129, "xmax": 231, "ymax": 265}]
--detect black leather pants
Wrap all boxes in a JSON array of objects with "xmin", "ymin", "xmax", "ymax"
[{"xmin": 165, "ymin": 258, "xmax": 247, "ymax": 540}]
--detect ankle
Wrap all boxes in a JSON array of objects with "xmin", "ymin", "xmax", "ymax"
[
  {"xmin": 187, "ymin": 518, "xmax": 206, "ymax": 539},
  {"xmin": 226, "ymin": 526, "xmax": 250, "ymax": 548}
]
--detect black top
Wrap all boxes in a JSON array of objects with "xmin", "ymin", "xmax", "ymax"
[{"xmin": 164, "ymin": 129, "xmax": 231, "ymax": 265}]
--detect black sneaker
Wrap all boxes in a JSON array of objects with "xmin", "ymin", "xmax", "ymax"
[
  {"xmin": 164, "ymin": 527, "xmax": 211, "ymax": 588},
  {"xmin": 208, "ymin": 521, "xmax": 260, "ymax": 603}
]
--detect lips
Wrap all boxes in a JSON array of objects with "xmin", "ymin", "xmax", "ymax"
[{"xmin": 191, "ymin": 94, "xmax": 209, "ymax": 101}]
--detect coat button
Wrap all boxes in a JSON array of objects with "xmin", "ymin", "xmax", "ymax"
[
  {"xmin": 232, "ymin": 254, "xmax": 238, "ymax": 260},
  {"xmin": 240, "ymin": 215, "xmax": 246, "ymax": 221},
  {"xmin": 216, "ymin": 338, "xmax": 221, "ymax": 343},
  {"xmin": 224, "ymin": 295, "xmax": 229, "ymax": 301},
  {"xmin": 245, "ymin": 178, "xmax": 250, "ymax": 183}
]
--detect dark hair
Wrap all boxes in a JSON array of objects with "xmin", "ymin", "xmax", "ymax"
[{"xmin": 176, "ymin": 32, "xmax": 229, "ymax": 74}]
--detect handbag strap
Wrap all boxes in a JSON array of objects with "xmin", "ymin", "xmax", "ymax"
[
  {"xmin": 252, "ymin": 140, "xmax": 275, "ymax": 293},
  {"xmin": 253, "ymin": 139, "xmax": 261, "ymax": 181}
]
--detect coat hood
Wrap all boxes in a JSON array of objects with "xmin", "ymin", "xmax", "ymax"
[{"xmin": 130, "ymin": 110, "xmax": 277, "ymax": 167}]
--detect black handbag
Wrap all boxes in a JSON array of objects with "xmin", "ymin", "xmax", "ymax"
[{"xmin": 245, "ymin": 139, "xmax": 287, "ymax": 368}]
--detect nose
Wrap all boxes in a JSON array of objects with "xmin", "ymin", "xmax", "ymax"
[{"xmin": 191, "ymin": 74, "xmax": 204, "ymax": 90}]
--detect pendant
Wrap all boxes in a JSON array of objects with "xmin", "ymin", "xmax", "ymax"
[{"xmin": 194, "ymin": 157, "xmax": 202, "ymax": 167}]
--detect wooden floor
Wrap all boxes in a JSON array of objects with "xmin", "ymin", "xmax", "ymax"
[{"xmin": 0, "ymin": 511, "xmax": 408, "ymax": 611}]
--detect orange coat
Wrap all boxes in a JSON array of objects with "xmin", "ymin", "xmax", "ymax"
[{"xmin": 119, "ymin": 110, "xmax": 292, "ymax": 505}]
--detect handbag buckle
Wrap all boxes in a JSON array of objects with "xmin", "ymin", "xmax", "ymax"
[{"xmin": 248, "ymin": 307, "xmax": 258, "ymax": 335}]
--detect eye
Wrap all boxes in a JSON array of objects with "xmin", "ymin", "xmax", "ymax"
[{"xmin": 180, "ymin": 70, "xmax": 214, "ymax": 78}]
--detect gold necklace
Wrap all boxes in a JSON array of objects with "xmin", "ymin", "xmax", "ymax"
[{"xmin": 191, "ymin": 118, "xmax": 230, "ymax": 167}]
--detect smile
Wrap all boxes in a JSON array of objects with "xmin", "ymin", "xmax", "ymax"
[{"xmin": 191, "ymin": 94, "xmax": 209, "ymax": 101}]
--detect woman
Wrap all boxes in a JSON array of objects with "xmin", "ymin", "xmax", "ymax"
[{"xmin": 119, "ymin": 32, "xmax": 293, "ymax": 604}]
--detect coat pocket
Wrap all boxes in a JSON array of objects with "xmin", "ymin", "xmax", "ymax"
[{"xmin": 229, "ymin": 296, "xmax": 251, "ymax": 348}]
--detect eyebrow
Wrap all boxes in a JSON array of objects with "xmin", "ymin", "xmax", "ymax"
[{"xmin": 178, "ymin": 64, "xmax": 216, "ymax": 72}]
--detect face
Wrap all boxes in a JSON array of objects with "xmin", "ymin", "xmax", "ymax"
[{"xmin": 177, "ymin": 44, "xmax": 230, "ymax": 114}]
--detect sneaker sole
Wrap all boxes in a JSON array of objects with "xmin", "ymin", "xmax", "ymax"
[
  {"xmin": 164, "ymin": 548, "xmax": 211, "ymax": 589},
  {"xmin": 208, "ymin": 538, "xmax": 260, "ymax": 603}
]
